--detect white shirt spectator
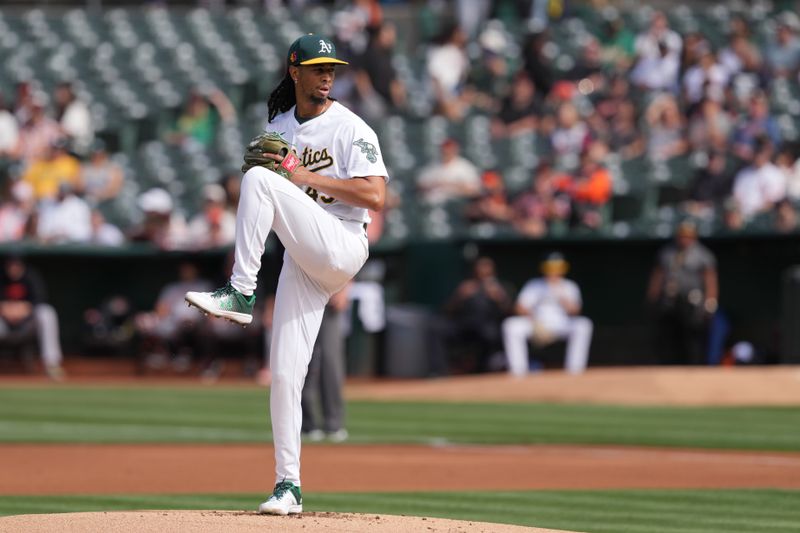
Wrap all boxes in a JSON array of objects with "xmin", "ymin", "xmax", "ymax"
[
  {"xmin": 37, "ymin": 194, "xmax": 92, "ymax": 243},
  {"xmin": 733, "ymin": 162, "xmax": 787, "ymax": 219},
  {"xmin": 683, "ymin": 62, "xmax": 729, "ymax": 103},
  {"xmin": 427, "ymin": 43, "xmax": 469, "ymax": 97},
  {"xmin": 630, "ymin": 51, "xmax": 680, "ymax": 91},
  {"xmin": 61, "ymin": 99, "xmax": 93, "ymax": 154},
  {"xmin": 0, "ymin": 109, "xmax": 19, "ymax": 155},
  {"xmin": 417, "ymin": 155, "xmax": 481, "ymax": 204}
]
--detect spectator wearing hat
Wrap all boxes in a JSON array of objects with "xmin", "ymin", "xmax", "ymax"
[
  {"xmin": 129, "ymin": 188, "xmax": 187, "ymax": 250},
  {"xmin": 417, "ymin": 138, "xmax": 481, "ymax": 205},
  {"xmin": 647, "ymin": 221, "xmax": 718, "ymax": 365},
  {"xmin": 21, "ymin": 139, "xmax": 81, "ymax": 202},
  {"xmin": 501, "ymin": 252, "xmax": 593, "ymax": 375},
  {"xmin": 185, "ymin": 184, "xmax": 236, "ymax": 249},
  {"xmin": 80, "ymin": 140, "xmax": 124, "ymax": 206}
]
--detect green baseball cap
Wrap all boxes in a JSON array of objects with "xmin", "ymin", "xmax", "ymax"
[{"xmin": 287, "ymin": 34, "xmax": 349, "ymax": 66}]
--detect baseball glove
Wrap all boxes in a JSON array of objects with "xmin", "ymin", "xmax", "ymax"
[{"xmin": 241, "ymin": 132, "xmax": 301, "ymax": 179}]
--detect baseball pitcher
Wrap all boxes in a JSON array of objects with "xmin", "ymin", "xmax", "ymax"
[{"xmin": 186, "ymin": 34, "xmax": 388, "ymax": 515}]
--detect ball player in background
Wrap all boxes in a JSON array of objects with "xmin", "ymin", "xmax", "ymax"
[{"xmin": 185, "ymin": 34, "xmax": 388, "ymax": 515}]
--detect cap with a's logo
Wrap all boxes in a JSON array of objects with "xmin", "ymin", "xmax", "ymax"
[{"xmin": 288, "ymin": 34, "xmax": 349, "ymax": 66}]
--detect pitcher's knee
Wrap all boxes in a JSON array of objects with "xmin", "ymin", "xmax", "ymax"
[{"xmin": 243, "ymin": 166, "xmax": 279, "ymax": 196}]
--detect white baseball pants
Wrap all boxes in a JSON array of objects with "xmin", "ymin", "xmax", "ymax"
[
  {"xmin": 502, "ymin": 316, "xmax": 593, "ymax": 375},
  {"xmin": 230, "ymin": 167, "xmax": 368, "ymax": 487}
]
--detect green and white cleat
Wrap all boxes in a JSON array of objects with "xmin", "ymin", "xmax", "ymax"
[
  {"xmin": 258, "ymin": 480, "xmax": 303, "ymax": 515},
  {"xmin": 185, "ymin": 282, "xmax": 255, "ymax": 326}
]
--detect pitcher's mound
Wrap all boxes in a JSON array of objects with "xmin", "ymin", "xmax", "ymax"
[{"xmin": 0, "ymin": 510, "xmax": 580, "ymax": 532}]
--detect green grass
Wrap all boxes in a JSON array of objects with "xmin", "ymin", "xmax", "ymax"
[
  {"xmin": 1, "ymin": 386, "xmax": 799, "ymax": 450},
  {"xmin": 0, "ymin": 489, "xmax": 799, "ymax": 533}
]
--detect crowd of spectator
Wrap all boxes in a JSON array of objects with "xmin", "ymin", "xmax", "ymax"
[
  {"xmin": 0, "ymin": 78, "xmax": 242, "ymax": 250},
  {"xmin": 2, "ymin": 2, "xmax": 800, "ymax": 246},
  {"xmin": 329, "ymin": 2, "xmax": 800, "ymax": 237}
]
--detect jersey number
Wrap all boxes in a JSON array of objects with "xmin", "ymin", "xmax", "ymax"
[{"xmin": 305, "ymin": 187, "xmax": 335, "ymax": 204}]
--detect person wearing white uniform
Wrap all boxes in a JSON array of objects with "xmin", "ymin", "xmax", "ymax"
[
  {"xmin": 502, "ymin": 252, "xmax": 592, "ymax": 375},
  {"xmin": 185, "ymin": 34, "xmax": 388, "ymax": 516}
]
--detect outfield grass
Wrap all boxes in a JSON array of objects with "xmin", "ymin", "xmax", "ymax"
[
  {"xmin": 0, "ymin": 386, "xmax": 799, "ymax": 450},
  {"xmin": 0, "ymin": 489, "xmax": 798, "ymax": 533}
]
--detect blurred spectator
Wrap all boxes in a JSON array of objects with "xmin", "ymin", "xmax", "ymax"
[
  {"xmin": 646, "ymin": 221, "xmax": 718, "ymax": 365},
  {"xmin": 129, "ymin": 188, "xmax": 188, "ymax": 250},
  {"xmin": 136, "ymin": 261, "xmax": 213, "ymax": 373},
  {"xmin": 332, "ymin": 0, "xmax": 381, "ymax": 58},
  {"xmin": 765, "ymin": 14, "xmax": 800, "ymax": 78},
  {"xmin": 455, "ymin": 0, "xmax": 491, "ymax": 39},
  {"xmin": 82, "ymin": 295, "xmax": 136, "ymax": 356},
  {"xmin": 566, "ymin": 38, "xmax": 605, "ymax": 91},
  {"xmin": 720, "ymin": 198, "xmax": 746, "ymax": 233},
  {"xmin": 444, "ymin": 256, "xmax": 512, "ymax": 373},
  {"xmin": 511, "ymin": 162, "xmax": 572, "ymax": 237},
  {"xmin": 777, "ymin": 145, "xmax": 800, "ymax": 200},
  {"xmin": 166, "ymin": 88, "xmax": 235, "ymax": 148},
  {"xmin": 0, "ymin": 94, "xmax": 19, "ymax": 160},
  {"xmin": 12, "ymin": 81, "xmax": 36, "ymax": 126},
  {"xmin": 353, "ymin": 22, "xmax": 407, "ymax": 118},
  {"xmin": 630, "ymin": 37, "xmax": 680, "ymax": 92},
  {"xmin": 558, "ymin": 141, "xmax": 613, "ymax": 230},
  {"xmin": 0, "ymin": 255, "xmax": 64, "ymax": 380},
  {"xmin": 469, "ymin": 23, "xmax": 514, "ymax": 114},
  {"xmin": 687, "ymin": 97, "xmax": 733, "ymax": 152},
  {"xmin": 81, "ymin": 140, "xmax": 124, "ymax": 205},
  {"xmin": 719, "ymin": 33, "xmax": 763, "ymax": 80},
  {"xmin": 464, "ymin": 170, "xmax": 513, "ymax": 225},
  {"xmin": 185, "ymin": 183, "xmax": 236, "ymax": 249},
  {"xmin": 599, "ymin": 10, "xmax": 636, "ymax": 70},
  {"xmin": 522, "ymin": 31, "xmax": 555, "ymax": 97},
  {"xmin": 682, "ymin": 44, "xmax": 729, "ymax": 105},
  {"xmin": 417, "ymin": 138, "xmax": 481, "ymax": 204},
  {"xmin": 634, "ymin": 11, "xmax": 682, "ymax": 59},
  {"xmin": 301, "ymin": 285, "xmax": 350, "ymax": 442},
  {"xmin": 774, "ymin": 198, "xmax": 799, "ymax": 233},
  {"xmin": 732, "ymin": 137, "xmax": 786, "ymax": 220},
  {"xmin": 684, "ymin": 151, "xmax": 734, "ymax": 219},
  {"xmin": 608, "ymin": 100, "xmax": 645, "ymax": 160},
  {"xmin": 15, "ymin": 100, "xmax": 63, "ymax": 165},
  {"xmin": 490, "ymin": 71, "xmax": 542, "ymax": 139},
  {"xmin": 502, "ymin": 252, "xmax": 593, "ymax": 375},
  {"xmin": 550, "ymin": 101, "xmax": 591, "ymax": 171},
  {"xmin": 426, "ymin": 24, "xmax": 472, "ymax": 121},
  {"xmin": 36, "ymin": 183, "xmax": 92, "ymax": 244},
  {"xmin": 731, "ymin": 90, "xmax": 781, "ymax": 161},
  {"xmin": 221, "ymin": 172, "xmax": 242, "ymax": 213},
  {"xmin": 21, "ymin": 139, "xmax": 81, "ymax": 202},
  {"xmin": 88, "ymin": 210, "xmax": 125, "ymax": 247},
  {"xmin": 0, "ymin": 181, "xmax": 35, "ymax": 242},
  {"xmin": 53, "ymin": 82, "xmax": 93, "ymax": 156},
  {"xmin": 644, "ymin": 94, "xmax": 688, "ymax": 162}
]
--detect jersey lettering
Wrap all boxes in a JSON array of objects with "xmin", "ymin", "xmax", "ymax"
[
  {"xmin": 301, "ymin": 146, "xmax": 334, "ymax": 172},
  {"xmin": 304, "ymin": 187, "xmax": 335, "ymax": 204}
]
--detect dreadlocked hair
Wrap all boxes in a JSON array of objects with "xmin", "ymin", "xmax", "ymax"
[{"xmin": 267, "ymin": 72, "xmax": 296, "ymax": 123}]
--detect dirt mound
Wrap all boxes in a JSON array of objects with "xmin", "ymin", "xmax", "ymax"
[{"xmin": 0, "ymin": 510, "xmax": 579, "ymax": 532}]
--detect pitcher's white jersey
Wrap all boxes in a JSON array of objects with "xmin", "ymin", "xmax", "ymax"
[{"xmin": 266, "ymin": 101, "xmax": 389, "ymax": 224}]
